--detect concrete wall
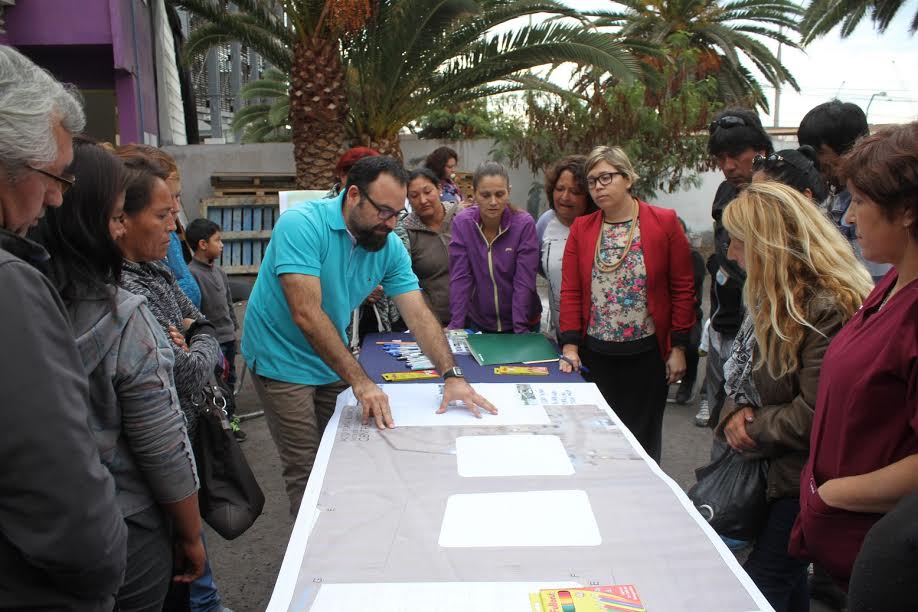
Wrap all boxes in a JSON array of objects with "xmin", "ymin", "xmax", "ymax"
[
  {"xmin": 399, "ymin": 134, "xmax": 544, "ymax": 215},
  {"xmin": 164, "ymin": 143, "xmax": 295, "ymax": 220},
  {"xmin": 167, "ymin": 134, "xmax": 800, "ymax": 230}
]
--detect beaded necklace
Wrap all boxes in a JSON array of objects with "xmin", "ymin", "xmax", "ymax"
[{"xmin": 594, "ymin": 198, "xmax": 639, "ymax": 273}]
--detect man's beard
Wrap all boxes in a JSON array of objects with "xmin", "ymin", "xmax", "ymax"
[{"xmin": 349, "ymin": 210, "xmax": 390, "ymax": 251}]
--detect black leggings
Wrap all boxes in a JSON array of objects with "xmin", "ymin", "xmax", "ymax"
[{"xmin": 581, "ymin": 344, "xmax": 668, "ymax": 462}]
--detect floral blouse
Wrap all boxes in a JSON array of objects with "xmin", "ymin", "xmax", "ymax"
[
  {"xmin": 587, "ymin": 219, "xmax": 655, "ymax": 343},
  {"xmin": 439, "ymin": 178, "xmax": 464, "ymax": 204}
]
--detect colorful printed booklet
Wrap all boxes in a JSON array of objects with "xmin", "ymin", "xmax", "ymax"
[{"xmin": 529, "ymin": 585, "xmax": 646, "ymax": 612}]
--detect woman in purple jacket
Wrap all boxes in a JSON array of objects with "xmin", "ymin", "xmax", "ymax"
[{"xmin": 448, "ymin": 161, "xmax": 542, "ymax": 333}]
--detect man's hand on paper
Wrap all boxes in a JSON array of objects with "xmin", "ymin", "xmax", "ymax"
[
  {"xmin": 354, "ymin": 379, "xmax": 395, "ymax": 430},
  {"xmin": 437, "ymin": 378, "xmax": 498, "ymax": 418}
]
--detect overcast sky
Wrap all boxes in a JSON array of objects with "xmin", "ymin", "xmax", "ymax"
[{"xmin": 556, "ymin": 0, "xmax": 918, "ymax": 127}]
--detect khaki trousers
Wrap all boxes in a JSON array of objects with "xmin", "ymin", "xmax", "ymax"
[{"xmin": 251, "ymin": 374, "xmax": 347, "ymax": 516}]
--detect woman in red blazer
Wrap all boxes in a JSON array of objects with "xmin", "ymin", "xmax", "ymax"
[{"xmin": 558, "ymin": 146, "xmax": 695, "ymax": 462}]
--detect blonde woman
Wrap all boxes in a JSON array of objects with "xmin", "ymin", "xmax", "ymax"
[
  {"xmin": 559, "ymin": 146, "xmax": 695, "ymax": 462},
  {"xmin": 716, "ymin": 181, "xmax": 872, "ymax": 612}
]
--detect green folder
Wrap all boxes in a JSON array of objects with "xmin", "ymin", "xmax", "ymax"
[{"xmin": 466, "ymin": 333, "xmax": 558, "ymax": 366}]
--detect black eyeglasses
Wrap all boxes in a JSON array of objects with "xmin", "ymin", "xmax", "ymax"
[
  {"xmin": 753, "ymin": 153, "xmax": 814, "ymax": 173},
  {"xmin": 586, "ymin": 171, "xmax": 626, "ymax": 189},
  {"xmin": 708, "ymin": 116, "xmax": 748, "ymax": 134},
  {"xmin": 28, "ymin": 165, "xmax": 76, "ymax": 194},
  {"xmin": 361, "ymin": 190, "xmax": 407, "ymax": 222}
]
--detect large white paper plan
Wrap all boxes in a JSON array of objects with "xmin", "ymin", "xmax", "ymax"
[
  {"xmin": 438, "ymin": 489, "xmax": 602, "ymax": 547},
  {"xmin": 456, "ymin": 435, "xmax": 574, "ymax": 477},
  {"xmin": 307, "ymin": 581, "xmax": 581, "ymax": 612},
  {"xmin": 527, "ymin": 383, "xmax": 608, "ymax": 407},
  {"xmin": 380, "ymin": 383, "xmax": 550, "ymax": 427}
]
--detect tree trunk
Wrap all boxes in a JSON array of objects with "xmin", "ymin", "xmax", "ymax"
[
  {"xmin": 289, "ymin": 37, "xmax": 349, "ymax": 189},
  {"xmin": 352, "ymin": 133, "xmax": 403, "ymax": 161}
]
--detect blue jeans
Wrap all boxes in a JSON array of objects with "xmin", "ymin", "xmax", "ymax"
[
  {"xmin": 743, "ymin": 497, "xmax": 809, "ymax": 612},
  {"xmin": 189, "ymin": 531, "xmax": 222, "ymax": 612}
]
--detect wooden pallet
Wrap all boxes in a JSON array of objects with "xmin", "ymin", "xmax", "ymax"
[
  {"xmin": 210, "ymin": 172, "xmax": 297, "ymax": 196},
  {"xmin": 201, "ymin": 195, "xmax": 280, "ymax": 275},
  {"xmin": 454, "ymin": 170, "xmax": 473, "ymax": 199}
]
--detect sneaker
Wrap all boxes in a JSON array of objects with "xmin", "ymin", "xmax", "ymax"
[
  {"xmin": 694, "ymin": 399, "xmax": 710, "ymax": 427},
  {"xmin": 230, "ymin": 417, "xmax": 247, "ymax": 443},
  {"xmin": 675, "ymin": 386, "xmax": 692, "ymax": 405}
]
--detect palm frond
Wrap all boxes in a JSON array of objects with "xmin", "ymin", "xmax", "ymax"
[
  {"xmin": 802, "ymin": 0, "xmax": 915, "ymax": 41},
  {"xmin": 182, "ymin": 20, "xmax": 292, "ymax": 69},
  {"xmin": 230, "ymin": 103, "xmax": 272, "ymax": 131},
  {"xmin": 239, "ymin": 80, "xmax": 289, "ymax": 100},
  {"xmin": 268, "ymin": 98, "xmax": 291, "ymax": 127}
]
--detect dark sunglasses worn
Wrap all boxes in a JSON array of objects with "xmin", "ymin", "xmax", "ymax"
[
  {"xmin": 361, "ymin": 189, "xmax": 407, "ymax": 222},
  {"xmin": 28, "ymin": 165, "xmax": 76, "ymax": 194},
  {"xmin": 708, "ymin": 116, "xmax": 748, "ymax": 134},
  {"xmin": 753, "ymin": 153, "xmax": 814, "ymax": 173}
]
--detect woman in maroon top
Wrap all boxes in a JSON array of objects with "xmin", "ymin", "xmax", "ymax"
[{"xmin": 789, "ymin": 121, "xmax": 918, "ymax": 589}]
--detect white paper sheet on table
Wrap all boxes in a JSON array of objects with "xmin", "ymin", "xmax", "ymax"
[
  {"xmin": 438, "ymin": 489, "xmax": 602, "ymax": 548},
  {"xmin": 308, "ymin": 581, "xmax": 581, "ymax": 612},
  {"xmin": 381, "ymin": 383, "xmax": 550, "ymax": 427},
  {"xmin": 456, "ymin": 435, "xmax": 574, "ymax": 477}
]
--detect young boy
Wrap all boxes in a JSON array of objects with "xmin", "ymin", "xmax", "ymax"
[{"xmin": 185, "ymin": 218, "xmax": 245, "ymax": 441}]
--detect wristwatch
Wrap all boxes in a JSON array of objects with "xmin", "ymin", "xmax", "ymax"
[{"xmin": 442, "ymin": 366, "xmax": 464, "ymax": 381}]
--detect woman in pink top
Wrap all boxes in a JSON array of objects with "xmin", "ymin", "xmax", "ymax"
[{"xmin": 789, "ymin": 122, "xmax": 918, "ymax": 589}]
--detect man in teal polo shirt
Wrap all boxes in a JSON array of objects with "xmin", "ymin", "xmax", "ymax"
[{"xmin": 243, "ymin": 156, "xmax": 496, "ymax": 513}]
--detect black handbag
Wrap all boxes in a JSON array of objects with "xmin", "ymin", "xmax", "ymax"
[
  {"xmin": 192, "ymin": 375, "xmax": 265, "ymax": 540},
  {"xmin": 687, "ymin": 440, "xmax": 769, "ymax": 540}
]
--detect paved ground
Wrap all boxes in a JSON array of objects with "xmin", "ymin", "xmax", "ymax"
[{"xmin": 206, "ymin": 287, "xmax": 838, "ymax": 611}]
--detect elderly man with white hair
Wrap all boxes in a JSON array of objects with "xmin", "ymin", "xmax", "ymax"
[{"xmin": 0, "ymin": 45, "xmax": 127, "ymax": 610}]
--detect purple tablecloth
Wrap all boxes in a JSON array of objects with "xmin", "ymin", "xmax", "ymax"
[{"xmin": 359, "ymin": 332, "xmax": 583, "ymax": 384}]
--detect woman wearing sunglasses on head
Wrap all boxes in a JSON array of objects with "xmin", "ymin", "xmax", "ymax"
[
  {"xmin": 751, "ymin": 147, "xmax": 829, "ymax": 203},
  {"xmin": 558, "ymin": 146, "xmax": 695, "ymax": 463}
]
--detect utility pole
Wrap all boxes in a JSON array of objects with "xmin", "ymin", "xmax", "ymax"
[
  {"xmin": 866, "ymin": 91, "xmax": 887, "ymax": 121},
  {"xmin": 773, "ymin": 29, "xmax": 782, "ymax": 128}
]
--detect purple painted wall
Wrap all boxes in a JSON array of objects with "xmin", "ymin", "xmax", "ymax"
[
  {"xmin": 0, "ymin": 0, "xmax": 161, "ymax": 144},
  {"xmin": 0, "ymin": 0, "xmax": 113, "ymax": 46}
]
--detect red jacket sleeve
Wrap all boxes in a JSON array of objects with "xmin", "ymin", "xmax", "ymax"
[
  {"xmin": 559, "ymin": 218, "xmax": 585, "ymax": 346},
  {"xmin": 667, "ymin": 214, "xmax": 696, "ymax": 347}
]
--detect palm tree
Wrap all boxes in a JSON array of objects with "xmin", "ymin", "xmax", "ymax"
[
  {"xmin": 587, "ymin": 0, "xmax": 803, "ymax": 111},
  {"xmin": 341, "ymin": 0, "xmax": 637, "ymax": 157},
  {"xmin": 171, "ymin": 0, "xmax": 638, "ymax": 186},
  {"xmin": 801, "ymin": 0, "xmax": 917, "ymax": 42},
  {"xmin": 171, "ymin": 0, "xmax": 374, "ymax": 188}
]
